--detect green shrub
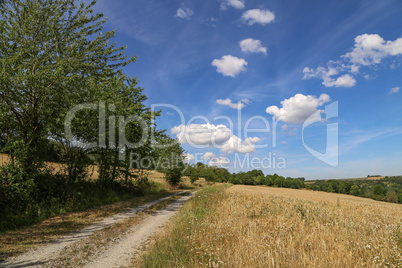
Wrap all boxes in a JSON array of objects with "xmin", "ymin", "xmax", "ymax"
[{"xmin": 165, "ymin": 168, "xmax": 183, "ymax": 186}]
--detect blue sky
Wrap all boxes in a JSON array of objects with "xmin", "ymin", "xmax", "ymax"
[{"xmin": 91, "ymin": 0, "xmax": 402, "ymax": 179}]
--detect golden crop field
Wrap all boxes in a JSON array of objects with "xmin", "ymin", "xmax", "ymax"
[
  {"xmin": 143, "ymin": 185, "xmax": 402, "ymax": 267},
  {"xmin": 0, "ymin": 153, "xmax": 204, "ymax": 187},
  {"xmin": 203, "ymin": 186, "xmax": 402, "ymax": 267}
]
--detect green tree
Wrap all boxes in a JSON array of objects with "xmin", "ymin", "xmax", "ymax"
[
  {"xmin": 373, "ymin": 184, "xmax": 386, "ymax": 196},
  {"xmin": 0, "ymin": 0, "xmax": 134, "ymax": 174},
  {"xmin": 153, "ymin": 134, "xmax": 185, "ymax": 186},
  {"xmin": 190, "ymin": 173, "xmax": 199, "ymax": 184},
  {"xmin": 398, "ymin": 193, "xmax": 402, "ymax": 204},
  {"xmin": 350, "ymin": 185, "xmax": 360, "ymax": 196},
  {"xmin": 385, "ymin": 191, "xmax": 398, "ymax": 203}
]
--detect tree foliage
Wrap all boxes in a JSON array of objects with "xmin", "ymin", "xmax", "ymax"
[{"xmin": 0, "ymin": 0, "xmax": 183, "ymax": 230}]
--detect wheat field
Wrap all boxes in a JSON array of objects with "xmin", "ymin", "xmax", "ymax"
[
  {"xmin": 0, "ymin": 153, "xmax": 204, "ymax": 187},
  {"xmin": 200, "ymin": 186, "xmax": 401, "ymax": 267},
  {"xmin": 144, "ymin": 185, "xmax": 402, "ymax": 267}
]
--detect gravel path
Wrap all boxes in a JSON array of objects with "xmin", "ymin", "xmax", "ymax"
[
  {"xmin": 84, "ymin": 193, "xmax": 194, "ymax": 268},
  {"xmin": 1, "ymin": 191, "xmax": 190, "ymax": 268}
]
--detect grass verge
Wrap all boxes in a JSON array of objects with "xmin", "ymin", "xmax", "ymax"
[{"xmin": 139, "ymin": 184, "xmax": 229, "ymax": 267}]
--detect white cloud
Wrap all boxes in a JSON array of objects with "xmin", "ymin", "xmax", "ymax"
[
  {"xmin": 184, "ymin": 153, "xmax": 195, "ymax": 163},
  {"xmin": 241, "ymin": 98, "xmax": 251, "ymax": 104},
  {"xmin": 216, "ymin": 98, "xmax": 249, "ymax": 109},
  {"xmin": 303, "ymin": 34, "xmax": 402, "ymax": 87},
  {"xmin": 240, "ymin": 38, "xmax": 267, "ymax": 54},
  {"xmin": 390, "ymin": 87, "xmax": 400, "ymax": 94},
  {"xmin": 201, "ymin": 152, "xmax": 217, "ymax": 160},
  {"xmin": 175, "ymin": 7, "xmax": 193, "ymax": 19},
  {"xmin": 241, "ymin": 9, "xmax": 275, "ymax": 26},
  {"xmin": 221, "ymin": 136, "xmax": 261, "ymax": 154},
  {"xmin": 209, "ymin": 157, "xmax": 230, "ymax": 168},
  {"xmin": 221, "ymin": 0, "xmax": 245, "ymax": 10},
  {"xmin": 324, "ymin": 74, "xmax": 356, "ymax": 88},
  {"xmin": 350, "ymin": 64, "xmax": 360, "ymax": 73},
  {"xmin": 266, "ymin": 93, "xmax": 331, "ymax": 124},
  {"xmin": 343, "ymin": 34, "xmax": 402, "ymax": 66},
  {"xmin": 282, "ymin": 124, "xmax": 298, "ymax": 136},
  {"xmin": 212, "ymin": 55, "xmax": 248, "ymax": 77},
  {"xmin": 303, "ymin": 66, "xmax": 356, "ymax": 88},
  {"xmin": 171, "ymin": 124, "xmax": 231, "ymax": 146},
  {"xmin": 171, "ymin": 123, "xmax": 260, "ymax": 154}
]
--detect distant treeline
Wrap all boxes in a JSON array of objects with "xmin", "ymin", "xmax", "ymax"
[
  {"xmin": 307, "ymin": 176, "xmax": 402, "ymax": 203},
  {"xmin": 184, "ymin": 163, "xmax": 305, "ymax": 189},
  {"xmin": 184, "ymin": 163, "xmax": 402, "ymax": 204}
]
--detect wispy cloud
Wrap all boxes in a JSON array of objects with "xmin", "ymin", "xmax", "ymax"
[
  {"xmin": 175, "ymin": 7, "xmax": 193, "ymax": 19},
  {"xmin": 216, "ymin": 98, "xmax": 250, "ymax": 110},
  {"xmin": 390, "ymin": 87, "xmax": 400, "ymax": 94},
  {"xmin": 341, "ymin": 127, "xmax": 402, "ymax": 154}
]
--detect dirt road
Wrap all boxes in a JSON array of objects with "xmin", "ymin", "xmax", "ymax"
[{"xmin": 1, "ymin": 192, "xmax": 194, "ymax": 267}]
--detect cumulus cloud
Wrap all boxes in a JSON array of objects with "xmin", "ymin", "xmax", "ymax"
[
  {"xmin": 183, "ymin": 153, "xmax": 195, "ymax": 163},
  {"xmin": 343, "ymin": 34, "xmax": 402, "ymax": 66},
  {"xmin": 209, "ymin": 157, "xmax": 230, "ymax": 168},
  {"xmin": 171, "ymin": 124, "xmax": 231, "ymax": 146},
  {"xmin": 221, "ymin": 136, "xmax": 261, "ymax": 154},
  {"xmin": 240, "ymin": 38, "xmax": 267, "ymax": 54},
  {"xmin": 390, "ymin": 87, "xmax": 400, "ymax": 94},
  {"xmin": 303, "ymin": 34, "xmax": 402, "ymax": 87},
  {"xmin": 241, "ymin": 9, "xmax": 275, "ymax": 26},
  {"xmin": 171, "ymin": 123, "xmax": 260, "ymax": 154},
  {"xmin": 303, "ymin": 67, "xmax": 356, "ymax": 88},
  {"xmin": 212, "ymin": 55, "xmax": 248, "ymax": 77},
  {"xmin": 325, "ymin": 74, "xmax": 356, "ymax": 88},
  {"xmin": 216, "ymin": 98, "xmax": 249, "ymax": 109},
  {"xmin": 221, "ymin": 0, "xmax": 245, "ymax": 10},
  {"xmin": 266, "ymin": 93, "xmax": 331, "ymax": 124},
  {"xmin": 175, "ymin": 7, "xmax": 193, "ymax": 19},
  {"xmin": 201, "ymin": 152, "xmax": 217, "ymax": 160}
]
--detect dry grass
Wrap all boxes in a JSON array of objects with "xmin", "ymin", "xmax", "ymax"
[
  {"xmin": 0, "ymin": 154, "xmax": 207, "ymax": 186},
  {"xmin": 142, "ymin": 185, "xmax": 402, "ymax": 268},
  {"xmin": 366, "ymin": 176, "xmax": 385, "ymax": 181},
  {"xmin": 0, "ymin": 154, "xmax": 8, "ymax": 166}
]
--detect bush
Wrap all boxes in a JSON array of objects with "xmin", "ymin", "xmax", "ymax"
[
  {"xmin": 385, "ymin": 191, "xmax": 398, "ymax": 203},
  {"xmin": 190, "ymin": 174, "xmax": 199, "ymax": 184},
  {"xmin": 350, "ymin": 185, "xmax": 360, "ymax": 196},
  {"xmin": 0, "ymin": 164, "xmax": 36, "ymax": 219},
  {"xmin": 398, "ymin": 193, "xmax": 402, "ymax": 204},
  {"xmin": 373, "ymin": 184, "xmax": 386, "ymax": 196},
  {"xmin": 165, "ymin": 168, "xmax": 183, "ymax": 186}
]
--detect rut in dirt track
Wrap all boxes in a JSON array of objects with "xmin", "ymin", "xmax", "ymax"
[
  {"xmin": 84, "ymin": 193, "xmax": 194, "ymax": 268},
  {"xmin": 1, "ymin": 191, "xmax": 192, "ymax": 268}
]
